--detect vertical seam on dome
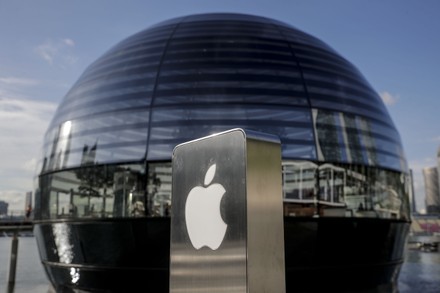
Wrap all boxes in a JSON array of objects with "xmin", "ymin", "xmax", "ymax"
[
  {"xmin": 271, "ymin": 24, "xmax": 313, "ymax": 109},
  {"xmin": 145, "ymin": 17, "xmax": 188, "ymax": 159},
  {"xmin": 272, "ymin": 23, "xmax": 318, "ymax": 158}
]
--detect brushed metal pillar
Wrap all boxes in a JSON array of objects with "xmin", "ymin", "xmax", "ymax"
[{"xmin": 170, "ymin": 128, "xmax": 285, "ymax": 293}]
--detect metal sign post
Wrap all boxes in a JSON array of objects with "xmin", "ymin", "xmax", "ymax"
[{"xmin": 170, "ymin": 128, "xmax": 285, "ymax": 293}]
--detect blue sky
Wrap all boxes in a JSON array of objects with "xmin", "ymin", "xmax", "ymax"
[{"xmin": 0, "ymin": 0, "xmax": 439, "ymax": 212}]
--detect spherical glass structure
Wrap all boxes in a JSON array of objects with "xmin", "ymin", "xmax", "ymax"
[{"xmin": 34, "ymin": 13, "xmax": 411, "ymax": 292}]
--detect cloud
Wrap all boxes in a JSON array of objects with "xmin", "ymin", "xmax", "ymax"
[
  {"xmin": 63, "ymin": 38, "xmax": 75, "ymax": 46},
  {"xmin": 0, "ymin": 73, "xmax": 59, "ymax": 212},
  {"xmin": 0, "ymin": 77, "xmax": 40, "ymax": 86},
  {"xmin": 380, "ymin": 91, "xmax": 399, "ymax": 106},
  {"xmin": 35, "ymin": 38, "xmax": 77, "ymax": 66},
  {"xmin": 0, "ymin": 190, "xmax": 26, "ymax": 212},
  {"xmin": 0, "ymin": 98, "xmax": 57, "ymax": 152},
  {"xmin": 0, "ymin": 96, "xmax": 57, "ymax": 211},
  {"xmin": 35, "ymin": 40, "xmax": 57, "ymax": 64}
]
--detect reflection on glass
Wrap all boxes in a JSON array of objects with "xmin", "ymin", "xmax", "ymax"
[
  {"xmin": 312, "ymin": 108, "xmax": 405, "ymax": 171},
  {"xmin": 147, "ymin": 163, "xmax": 172, "ymax": 216},
  {"xmin": 40, "ymin": 160, "xmax": 409, "ymax": 221},
  {"xmin": 70, "ymin": 267, "xmax": 80, "ymax": 284},
  {"xmin": 52, "ymin": 223, "xmax": 73, "ymax": 264},
  {"xmin": 44, "ymin": 163, "xmax": 147, "ymax": 219},
  {"xmin": 282, "ymin": 161, "xmax": 410, "ymax": 220}
]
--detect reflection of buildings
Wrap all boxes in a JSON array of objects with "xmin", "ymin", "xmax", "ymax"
[
  {"xmin": 283, "ymin": 162, "xmax": 405, "ymax": 219},
  {"xmin": 43, "ymin": 120, "xmax": 72, "ymax": 171},
  {"xmin": 33, "ymin": 13, "xmax": 411, "ymax": 293}
]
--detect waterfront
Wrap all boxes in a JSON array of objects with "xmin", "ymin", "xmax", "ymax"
[
  {"xmin": 0, "ymin": 237, "xmax": 439, "ymax": 293},
  {"xmin": 398, "ymin": 243, "xmax": 440, "ymax": 293},
  {"xmin": 0, "ymin": 237, "xmax": 49, "ymax": 293}
]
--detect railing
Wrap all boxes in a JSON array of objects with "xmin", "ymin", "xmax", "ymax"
[
  {"xmin": 0, "ymin": 220, "xmax": 34, "ymax": 234},
  {"xmin": 0, "ymin": 221, "xmax": 34, "ymax": 293},
  {"xmin": 0, "ymin": 211, "xmax": 34, "ymax": 234}
]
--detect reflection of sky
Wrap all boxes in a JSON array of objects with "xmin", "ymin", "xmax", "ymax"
[
  {"xmin": 52, "ymin": 223, "xmax": 81, "ymax": 284},
  {"xmin": 52, "ymin": 223, "xmax": 73, "ymax": 264}
]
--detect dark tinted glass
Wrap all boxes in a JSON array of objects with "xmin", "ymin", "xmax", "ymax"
[{"xmin": 39, "ymin": 13, "xmax": 406, "ymax": 174}]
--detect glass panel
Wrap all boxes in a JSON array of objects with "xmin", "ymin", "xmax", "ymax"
[
  {"xmin": 318, "ymin": 164, "xmax": 346, "ymax": 204},
  {"xmin": 282, "ymin": 161, "xmax": 410, "ymax": 220},
  {"xmin": 302, "ymin": 70, "xmax": 373, "ymax": 97},
  {"xmin": 38, "ymin": 160, "xmax": 409, "ymax": 221},
  {"xmin": 173, "ymin": 29, "xmax": 280, "ymax": 39},
  {"xmin": 314, "ymin": 109, "xmax": 343, "ymax": 162},
  {"xmin": 147, "ymin": 106, "xmax": 316, "ymax": 160},
  {"xmin": 90, "ymin": 50, "xmax": 162, "ymax": 71},
  {"xmin": 282, "ymin": 161, "xmax": 317, "ymax": 217},
  {"xmin": 313, "ymin": 108, "xmax": 405, "ymax": 171},
  {"xmin": 41, "ymin": 164, "xmax": 147, "ymax": 219},
  {"xmin": 42, "ymin": 110, "xmax": 149, "ymax": 171},
  {"xmin": 343, "ymin": 114, "xmax": 365, "ymax": 163},
  {"xmin": 297, "ymin": 52, "xmax": 361, "ymax": 79},
  {"xmin": 147, "ymin": 162, "xmax": 172, "ymax": 216},
  {"xmin": 279, "ymin": 28, "xmax": 332, "ymax": 50}
]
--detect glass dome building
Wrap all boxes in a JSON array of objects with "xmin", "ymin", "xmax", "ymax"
[{"xmin": 33, "ymin": 13, "xmax": 411, "ymax": 292}]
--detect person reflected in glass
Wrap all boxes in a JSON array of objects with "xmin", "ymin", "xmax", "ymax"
[{"xmin": 131, "ymin": 201, "xmax": 145, "ymax": 217}]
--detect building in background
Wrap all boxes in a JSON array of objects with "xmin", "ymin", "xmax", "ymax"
[
  {"xmin": 33, "ymin": 13, "xmax": 411, "ymax": 293},
  {"xmin": 438, "ymin": 146, "xmax": 440, "ymax": 200},
  {"xmin": 0, "ymin": 200, "xmax": 8, "ymax": 215},
  {"xmin": 421, "ymin": 147, "xmax": 440, "ymax": 214},
  {"xmin": 25, "ymin": 191, "xmax": 33, "ymax": 218},
  {"xmin": 409, "ymin": 169, "xmax": 417, "ymax": 214},
  {"xmin": 423, "ymin": 167, "xmax": 440, "ymax": 213}
]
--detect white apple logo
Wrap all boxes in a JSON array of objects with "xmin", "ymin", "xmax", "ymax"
[{"xmin": 185, "ymin": 164, "xmax": 227, "ymax": 250}]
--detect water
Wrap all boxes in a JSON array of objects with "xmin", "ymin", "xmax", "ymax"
[
  {"xmin": 0, "ymin": 237, "xmax": 51, "ymax": 293},
  {"xmin": 0, "ymin": 237, "xmax": 439, "ymax": 293},
  {"xmin": 398, "ymin": 248, "xmax": 440, "ymax": 292}
]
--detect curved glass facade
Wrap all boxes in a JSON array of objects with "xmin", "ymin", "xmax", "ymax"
[{"xmin": 35, "ymin": 13, "xmax": 410, "ymax": 221}]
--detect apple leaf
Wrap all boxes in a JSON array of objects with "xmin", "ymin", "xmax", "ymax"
[{"xmin": 204, "ymin": 164, "xmax": 216, "ymax": 185}]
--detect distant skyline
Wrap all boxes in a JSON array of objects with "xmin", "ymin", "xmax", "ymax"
[{"xmin": 0, "ymin": 0, "xmax": 439, "ymax": 212}]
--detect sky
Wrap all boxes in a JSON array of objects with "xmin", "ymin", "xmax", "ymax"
[{"xmin": 0, "ymin": 0, "xmax": 439, "ymax": 213}]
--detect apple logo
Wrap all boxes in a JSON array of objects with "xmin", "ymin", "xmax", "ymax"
[{"xmin": 185, "ymin": 164, "xmax": 227, "ymax": 250}]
